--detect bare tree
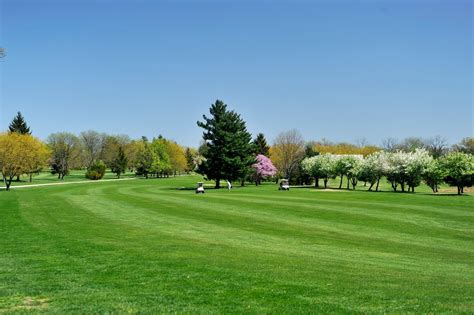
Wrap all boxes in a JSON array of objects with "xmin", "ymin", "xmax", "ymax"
[
  {"xmin": 382, "ymin": 137, "xmax": 398, "ymax": 152},
  {"xmin": 48, "ymin": 132, "xmax": 82, "ymax": 179},
  {"xmin": 80, "ymin": 130, "xmax": 106, "ymax": 168},
  {"xmin": 271, "ymin": 129, "xmax": 305, "ymax": 180},
  {"xmin": 399, "ymin": 137, "xmax": 425, "ymax": 152},
  {"xmin": 425, "ymin": 135, "xmax": 448, "ymax": 158},
  {"xmin": 452, "ymin": 137, "xmax": 474, "ymax": 154},
  {"xmin": 355, "ymin": 137, "xmax": 368, "ymax": 148}
]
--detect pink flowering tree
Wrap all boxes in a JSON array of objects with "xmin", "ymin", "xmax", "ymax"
[{"xmin": 252, "ymin": 154, "xmax": 277, "ymax": 185}]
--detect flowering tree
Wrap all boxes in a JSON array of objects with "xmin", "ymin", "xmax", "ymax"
[
  {"xmin": 252, "ymin": 154, "xmax": 277, "ymax": 185},
  {"xmin": 439, "ymin": 152, "xmax": 474, "ymax": 195},
  {"xmin": 423, "ymin": 159, "xmax": 445, "ymax": 193},
  {"xmin": 301, "ymin": 154, "xmax": 337, "ymax": 188},
  {"xmin": 357, "ymin": 151, "xmax": 389, "ymax": 191}
]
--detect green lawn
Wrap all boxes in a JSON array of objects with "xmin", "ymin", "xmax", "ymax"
[{"xmin": 1, "ymin": 176, "xmax": 473, "ymax": 313}]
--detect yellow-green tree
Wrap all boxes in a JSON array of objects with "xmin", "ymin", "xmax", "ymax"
[{"xmin": 0, "ymin": 133, "xmax": 49, "ymax": 190}]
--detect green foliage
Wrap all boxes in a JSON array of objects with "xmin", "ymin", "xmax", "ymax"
[
  {"xmin": 8, "ymin": 111, "xmax": 31, "ymax": 135},
  {"xmin": 85, "ymin": 160, "xmax": 106, "ymax": 180},
  {"xmin": 439, "ymin": 151, "xmax": 474, "ymax": 194},
  {"xmin": 197, "ymin": 100, "xmax": 255, "ymax": 188},
  {"xmin": 109, "ymin": 146, "xmax": 128, "ymax": 178},
  {"xmin": 135, "ymin": 141, "xmax": 154, "ymax": 178},
  {"xmin": 253, "ymin": 133, "xmax": 270, "ymax": 156}
]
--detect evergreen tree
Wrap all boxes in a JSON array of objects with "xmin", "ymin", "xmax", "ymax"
[
  {"xmin": 110, "ymin": 146, "xmax": 128, "ymax": 178},
  {"xmin": 253, "ymin": 133, "xmax": 270, "ymax": 156},
  {"xmin": 185, "ymin": 148, "xmax": 195, "ymax": 173},
  {"xmin": 8, "ymin": 111, "xmax": 31, "ymax": 135},
  {"xmin": 197, "ymin": 100, "xmax": 255, "ymax": 188}
]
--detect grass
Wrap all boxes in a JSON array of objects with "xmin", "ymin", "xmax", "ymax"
[
  {"xmin": 6, "ymin": 170, "xmax": 136, "ymax": 187},
  {"xmin": 1, "ymin": 175, "xmax": 473, "ymax": 313}
]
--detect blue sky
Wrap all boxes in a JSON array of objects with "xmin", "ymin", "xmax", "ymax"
[{"xmin": 0, "ymin": 0, "xmax": 472, "ymax": 147}]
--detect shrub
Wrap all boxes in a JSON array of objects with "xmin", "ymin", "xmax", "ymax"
[{"xmin": 86, "ymin": 160, "xmax": 106, "ymax": 180}]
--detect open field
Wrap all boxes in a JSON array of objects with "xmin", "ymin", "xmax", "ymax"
[{"xmin": 1, "ymin": 175, "xmax": 473, "ymax": 313}]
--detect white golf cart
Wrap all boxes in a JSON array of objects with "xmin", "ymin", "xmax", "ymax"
[
  {"xmin": 196, "ymin": 182, "xmax": 205, "ymax": 194},
  {"xmin": 279, "ymin": 179, "xmax": 290, "ymax": 191}
]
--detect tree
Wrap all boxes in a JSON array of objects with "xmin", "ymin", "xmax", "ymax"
[
  {"xmin": 164, "ymin": 140, "xmax": 187, "ymax": 175},
  {"xmin": 135, "ymin": 141, "xmax": 154, "ymax": 179},
  {"xmin": 253, "ymin": 133, "xmax": 270, "ymax": 156},
  {"xmin": 452, "ymin": 137, "xmax": 474, "ymax": 155},
  {"xmin": 359, "ymin": 152, "xmax": 387, "ymax": 191},
  {"xmin": 425, "ymin": 136, "xmax": 448, "ymax": 158},
  {"xmin": 197, "ymin": 100, "xmax": 255, "ymax": 188},
  {"xmin": 8, "ymin": 111, "xmax": 31, "ymax": 135},
  {"xmin": 85, "ymin": 160, "xmax": 106, "ymax": 180},
  {"xmin": 334, "ymin": 156, "xmax": 355, "ymax": 189},
  {"xmin": 184, "ymin": 148, "xmax": 196, "ymax": 173},
  {"xmin": 0, "ymin": 133, "xmax": 46, "ymax": 190},
  {"xmin": 381, "ymin": 138, "xmax": 398, "ymax": 152},
  {"xmin": 48, "ymin": 132, "xmax": 82, "ymax": 180},
  {"xmin": 423, "ymin": 159, "xmax": 445, "ymax": 193},
  {"xmin": 301, "ymin": 154, "xmax": 337, "ymax": 188},
  {"xmin": 252, "ymin": 154, "xmax": 277, "ymax": 185},
  {"xmin": 80, "ymin": 130, "xmax": 106, "ymax": 168},
  {"xmin": 150, "ymin": 136, "xmax": 172, "ymax": 177},
  {"xmin": 270, "ymin": 130, "xmax": 305, "ymax": 181},
  {"xmin": 398, "ymin": 137, "xmax": 425, "ymax": 152},
  {"xmin": 439, "ymin": 152, "xmax": 474, "ymax": 195},
  {"xmin": 110, "ymin": 146, "xmax": 128, "ymax": 178}
]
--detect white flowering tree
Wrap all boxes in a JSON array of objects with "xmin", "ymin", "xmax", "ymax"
[
  {"xmin": 357, "ymin": 151, "xmax": 388, "ymax": 191},
  {"xmin": 301, "ymin": 154, "xmax": 337, "ymax": 188}
]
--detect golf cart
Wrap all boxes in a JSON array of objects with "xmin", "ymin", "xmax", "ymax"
[
  {"xmin": 196, "ymin": 182, "xmax": 205, "ymax": 194},
  {"xmin": 279, "ymin": 179, "xmax": 290, "ymax": 191}
]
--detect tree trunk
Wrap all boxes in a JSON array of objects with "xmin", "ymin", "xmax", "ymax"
[
  {"xmin": 58, "ymin": 173, "xmax": 61, "ymax": 179},
  {"xmin": 315, "ymin": 177, "xmax": 319, "ymax": 188},
  {"xmin": 364, "ymin": 181, "xmax": 367, "ymax": 187},
  {"xmin": 368, "ymin": 182, "xmax": 374, "ymax": 191},
  {"xmin": 375, "ymin": 178, "xmax": 380, "ymax": 192},
  {"xmin": 5, "ymin": 176, "xmax": 12, "ymax": 191},
  {"xmin": 346, "ymin": 178, "xmax": 350, "ymax": 190},
  {"xmin": 215, "ymin": 179, "xmax": 221, "ymax": 189},
  {"xmin": 324, "ymin": 179, "xmax": 328, "ymax": 188},
  {"xmin": 241, "ymin": 180, "xmax": 245, "ymax": 187},
  {"xmin": 339, "ymin": 175, "xmax": 343, "ymax": 189},
  {"xmin": 457, "ymin": 186, "xmax": 461, "ymax": 195},
  {"xmin": 400, "ymin": 183, "xmax": 405, "ymax": 192},
  {"xmin": 29, "ymin": 174, "xmax": 33, "ymax": 182}
]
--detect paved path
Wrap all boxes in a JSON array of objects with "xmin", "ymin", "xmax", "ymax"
[{"xmin": 1, "ymin": 177, "xmax": 138, "ymax": 190}]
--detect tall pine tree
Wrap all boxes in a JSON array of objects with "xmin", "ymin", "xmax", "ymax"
[
  {"xmin": 9, "ymin": 111, "xmax": 31, "ymax": 134},
  {"xmin": 253, "ymin": 133, "xmax": 270, "ymax": 156},
  {"xmin": 197, "ymin": 100, "xmax": 255, "ymax": 188}
]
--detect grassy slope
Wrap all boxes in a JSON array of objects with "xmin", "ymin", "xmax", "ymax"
[{"xmin": 1, "ymin": 176, "xmax": 473, "ymax": 313}]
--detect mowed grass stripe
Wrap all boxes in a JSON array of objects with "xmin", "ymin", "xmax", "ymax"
[
  {"xmin": 108, "ymin": 183, "xmax": 474, "ymax": 254},
  {"xmin": 41, "ymin": 182, "xmax": 474, "ymax": 275},
  {"xmin": 2, "ymin": 176, "xmax": 473, "ymax": 313}
]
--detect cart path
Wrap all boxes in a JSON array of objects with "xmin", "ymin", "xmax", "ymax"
[{"xmin": 1, "ymin": 177, "xmax": 138, "ymax": 190}]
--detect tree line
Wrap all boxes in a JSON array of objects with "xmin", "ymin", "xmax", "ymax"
[
  {"xmin": 0, "ymin": 112, "xmax": 191, "ymax": 190},
  {"xmin": 1, "ymin": 106, "xmax": 473, "ymax": 194}
]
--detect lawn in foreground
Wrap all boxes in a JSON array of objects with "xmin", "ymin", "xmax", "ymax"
[{"xmin": 1, "ymin": 176, "xmax": 473, "ymax": 313}]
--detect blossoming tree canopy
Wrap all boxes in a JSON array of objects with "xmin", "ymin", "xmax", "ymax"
[{"xmin": 252, "ymin": 154, "xmax": 277, "ymax": 181}]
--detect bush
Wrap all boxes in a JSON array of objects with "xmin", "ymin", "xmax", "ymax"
[{"xmin": 86, "ymin": 160, "xmax": 106, "ymax": 180}]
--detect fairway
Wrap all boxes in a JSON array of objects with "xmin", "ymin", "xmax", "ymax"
[{"xmin": 1, "ymin": 176, "xmax": 473, "ymax": 313}]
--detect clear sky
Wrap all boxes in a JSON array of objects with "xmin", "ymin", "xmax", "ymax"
[{"xmin": 0, "ymin": 0, "xmax": 472, "ymax": 147}]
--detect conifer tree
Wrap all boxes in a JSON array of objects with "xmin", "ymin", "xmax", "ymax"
[
  {"xmin": 253, "ymin": 133, "xmax": 270, "ymax": 156},
  {"xmin": 197, "ymin": 100, "xmax": 255, "ymax": 188},
  {"xmin": 8, "ymin": 111, "xmax": 31, "ymax": 135},
  {"xmin": 110, "ymin": 146, "xmax": 128, "ymax": 178}
]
